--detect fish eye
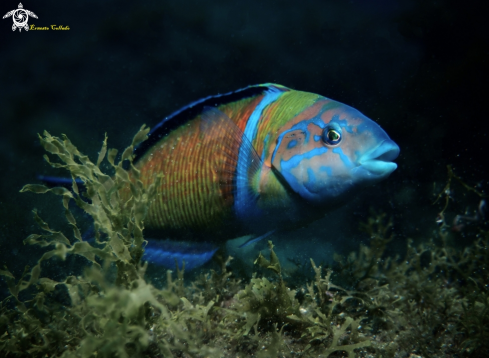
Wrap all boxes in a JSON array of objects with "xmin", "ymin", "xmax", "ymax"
[{"xmin": 322, "ymin": 126, "xmax": 342, "ymax": 145}]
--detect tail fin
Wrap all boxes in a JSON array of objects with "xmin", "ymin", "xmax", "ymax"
[{"xmin": 37, "ymin": 175, "xmax": 85, "ymax": 191}]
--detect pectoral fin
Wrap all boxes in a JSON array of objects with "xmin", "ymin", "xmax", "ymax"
[{"xmin": 238, "ymin": 230, "xmax": 276, "ymax": 248}]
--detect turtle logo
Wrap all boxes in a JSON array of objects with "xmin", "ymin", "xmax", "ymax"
[{"xmin": 3, "ymin": 3, "xmax": 38, "ymax": 32}]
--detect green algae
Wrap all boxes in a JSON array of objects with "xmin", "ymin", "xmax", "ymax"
[{"xmin": 0, "ymin": 130, "xmax": 488, "ymax": 357}]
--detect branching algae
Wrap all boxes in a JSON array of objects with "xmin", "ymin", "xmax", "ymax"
[{"xmin": 1, "ymin": 130, "xmax": 488, "ymax": 357}]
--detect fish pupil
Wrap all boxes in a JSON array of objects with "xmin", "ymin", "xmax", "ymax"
[{"xmin": 328, "ymin": 130, "xmax": 340, "ymax": 141}]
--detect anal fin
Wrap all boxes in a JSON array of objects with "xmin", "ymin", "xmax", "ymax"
[{"xmin": 143, "ymin": 239, "xmax": 219, "ymax": 270}]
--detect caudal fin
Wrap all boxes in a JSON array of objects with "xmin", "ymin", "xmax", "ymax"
[{"xmin": 37, "ymin": 175, "xmax": 86, "ymax": 191}]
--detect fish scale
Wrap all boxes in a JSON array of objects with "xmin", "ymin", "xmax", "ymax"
[{"xmin": 141, "ymin": 115, "xmax": 233, "ymax": 232}]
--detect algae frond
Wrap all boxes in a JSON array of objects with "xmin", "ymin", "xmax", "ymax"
[{"xmin": 1, "ymin": 130, "xmax": 488, "ymax": 357}]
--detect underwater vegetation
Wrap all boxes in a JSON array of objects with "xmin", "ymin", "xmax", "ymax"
[{"xmin": 0, "ymin": 129, "xmax": 488, "ymax": 357}]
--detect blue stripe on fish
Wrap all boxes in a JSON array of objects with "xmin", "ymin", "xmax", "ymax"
[
  {"xmin": 332, "ymin": 147, "xmax": 354, "ymax": 167},
  {"xmin": 280, "ymin": 147, "xmax": 329, "ymax": 197},
  {"xmin": 330, "ymin": 114, "xmax": 355, "ymax": 133},
  {"xmin": 307, "ymin": 168, "xmax": 316, "ymax": 187},
  {"xmin": 235, "ymin": 87, "xmax": 283, "ymax": 219},
  {"xmin": 272, "ymin": 117, "xmax": 326, "ymax": 164},
  {"xmin": 281, "ymin": 147, "xmax": 330, "ymax": 170},
  {"xmin": 261, "ymin": 134, "xmax": 270, "ymax": 162}
]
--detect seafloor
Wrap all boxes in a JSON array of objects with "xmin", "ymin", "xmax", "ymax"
[{"xmin": 1, "ymin": 130, "xmax": 487, "ymax": 358}]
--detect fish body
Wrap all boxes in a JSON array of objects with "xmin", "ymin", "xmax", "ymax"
[{"xmin": 132, "ymin": 84, "xmax": 400, "ymax": 268}]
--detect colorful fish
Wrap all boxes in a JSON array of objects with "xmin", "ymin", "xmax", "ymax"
[{"xmin": 132, "ymin": 84, "xmax": 400, "ymax": 269}]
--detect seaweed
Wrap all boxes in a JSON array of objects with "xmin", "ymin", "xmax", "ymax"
[
  {"xmin": 234, "ymin": 241, "xmax": 301, "ymax": 333},
  {"xmin": 1, "ymin": 129, "xmax": 488, "ymax": 357}
]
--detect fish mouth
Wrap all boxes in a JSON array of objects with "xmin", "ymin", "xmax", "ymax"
[{"xmin": 358, "ymin": 140, "xmax": 400, "ymax": 177}]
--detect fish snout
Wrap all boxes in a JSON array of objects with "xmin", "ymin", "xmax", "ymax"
[{"xmin": 357, "ymin": 140, "xmax": 400, "ymax": 177}]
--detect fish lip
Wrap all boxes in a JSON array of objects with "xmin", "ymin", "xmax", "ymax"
[
  {"xmin": 358, "ymin": 140, "xmax": 400, "ymax": 176},
  {"xmin": 361, "ymin": 140, "xmax": 400, "ymax": 163}
]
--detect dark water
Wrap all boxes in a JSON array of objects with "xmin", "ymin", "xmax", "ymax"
[{"xmin": 0, "ymin": 0, "xmax": 487, "ymax": 325}]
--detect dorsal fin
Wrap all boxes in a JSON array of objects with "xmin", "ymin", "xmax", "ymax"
[{"xmin": 133, "ymin": 84, "xmax": 289, "ymax": 163}]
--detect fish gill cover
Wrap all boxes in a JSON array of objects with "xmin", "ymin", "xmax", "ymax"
[{"xmin": 0, "ymin": 128, "xmax": 488, "ymax": 358}]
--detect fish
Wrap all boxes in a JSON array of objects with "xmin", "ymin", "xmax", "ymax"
[{"xmin": 128, "ymin": 83, "xmax": 400, "ymax": 269}]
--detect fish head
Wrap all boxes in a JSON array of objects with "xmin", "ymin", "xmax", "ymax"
[{"xmin": 270, "ymin": 99, "xmax": 400, "ymax": 206}]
